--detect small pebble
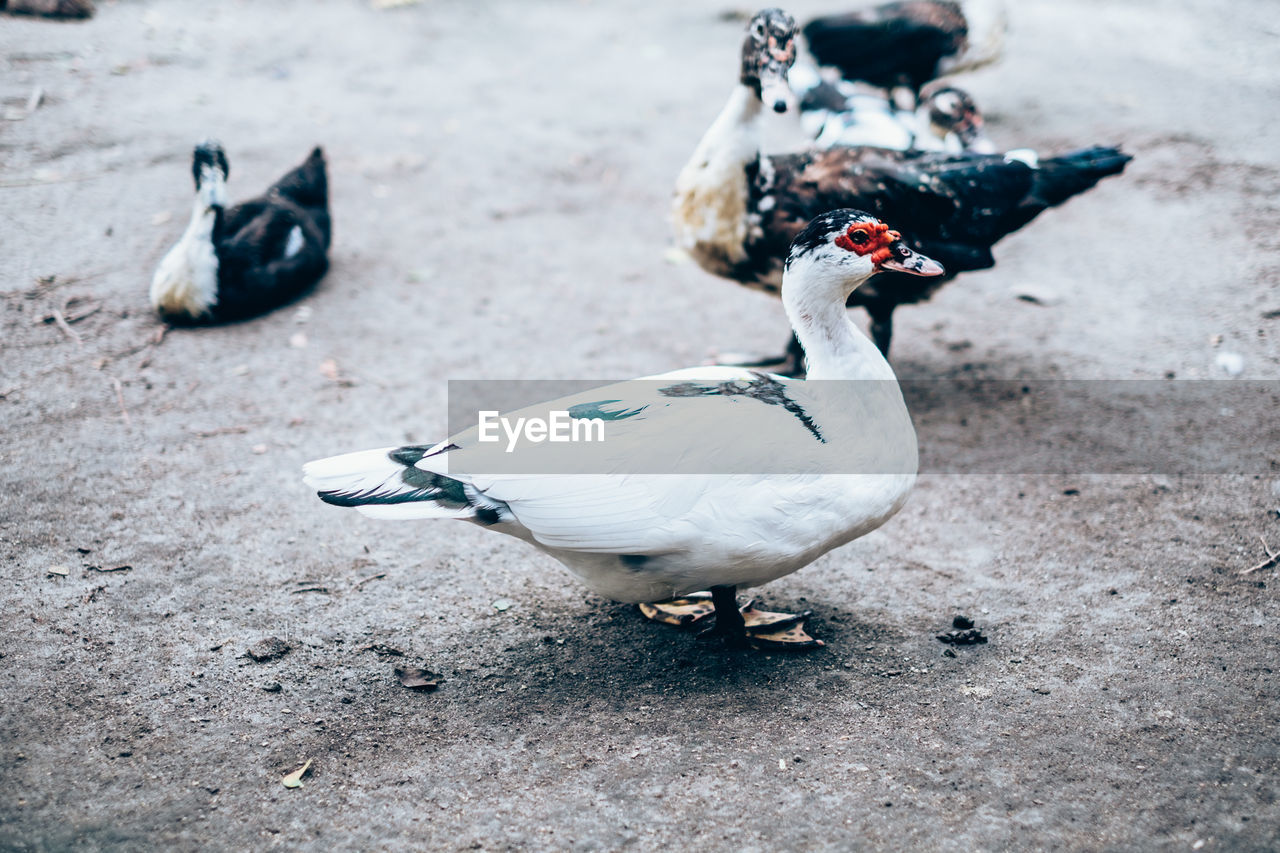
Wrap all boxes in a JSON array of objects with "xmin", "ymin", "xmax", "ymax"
[{"xmin": 246, "ymin": 637, "xmax": 290, "ymax": 662}]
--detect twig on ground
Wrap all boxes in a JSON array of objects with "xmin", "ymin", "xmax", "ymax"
[
  {"xmin": 1241, "ymin": 536, "xmax": 1279, "ymax": 575},
  {"xmin": 109, "ymin": 376, "xmax": 131, "ymax": 425},
  {"xmin": 63, "ymin": 300, "xmax": 100, "ymax": 324},
  {"xmin": 51, "ymin": 307, "xmax": 82, "ymax": 346},
  {"xmin": 39, "ymin": 297, "xmax": 99, "ymax": 325},
  {"xmin": 190, "ymin": 425, "xmax": 249, "ymax": 438},
  {"xmin": 138, "ymin": 327, "xmax": 168, "ymax": 368},
  {"xmin": 353, "ymin": 572, "xmax": 387, "ymax": 590}
]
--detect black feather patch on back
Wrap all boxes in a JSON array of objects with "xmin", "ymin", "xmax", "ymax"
[
  {"xmin": 566, "ymin": 402, "xmax": 648, "ymax": 422},
  {"xmin": 659, "ymin": 372, "xmax": 825, "ymax": 444}
]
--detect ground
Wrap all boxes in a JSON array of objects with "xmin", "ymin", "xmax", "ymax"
[{"xmin": 2, "ymin": 0, "xmax": 1279, "ymax": 850}]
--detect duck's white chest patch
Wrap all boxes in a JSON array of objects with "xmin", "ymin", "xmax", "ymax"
[{"xmin": 150, "ymin": 209, "xmax": 219, "ymax": 318}]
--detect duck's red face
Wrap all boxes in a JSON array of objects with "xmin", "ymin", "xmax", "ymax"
[
  {"xmin": 835, "ymin": 220, "xmax": 945, "ymax": 277},
  {"xmin": 834, "ymin": 222, "xmax": 900, "ymax": 265}
]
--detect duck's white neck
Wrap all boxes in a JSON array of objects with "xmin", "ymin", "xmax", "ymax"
[
  {"xmin": 148, "ymin": 172, "xmax": 226, "ymax": 317},
  {"xmin": 781, "ymin": 257, "xmax": 895, "ymax": 382},
  {"xmin": 672, "ymin": 85, "xmax": 763, "ymax": 274},
  {"xmin": 688, "ymin": 84, "xmax": 763, "ymax": 168},
  {"xmin": 195, "ymin": 168, "xmax": 227, "ymax": 215},
  {"xmin": 178, "ymin": 169, "xmax": 227, "ymax": 243}
]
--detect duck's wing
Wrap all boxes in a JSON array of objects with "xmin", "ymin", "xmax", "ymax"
[
  {"xmin": 212, "ymin": 198, "xmax": 328, "ymax": 321},
  {"xmin": 872, "ymin": 147, "xmax": 1130, "ymax": 262},
  {"xmin": 803, "ymin": 1, "xmax": 966, "ymax": 91},
  {"xmin": 765, "ymin": 148, "xmax": 1036, "ymax": 274},
  {"xmin": 265, "ymin": 147, "xmax": 330, "ymax": 246},
  {"xmin": 305, "ymin": 367, "xmax": 843, "ymax": 555}
]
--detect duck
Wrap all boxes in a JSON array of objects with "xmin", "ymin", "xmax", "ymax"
[
  {"xmin": 304, "ymin": 210, "xmax": 943, "ymax": 650},
  {"xmin": 797, "ymin": 75, "xmax": 996, "ymax": 154},
  {"xmin": 913, "ymin": 83, "xmax": 996, "ymax": 153},
  {"xmin": 801, "ymin": 0, "xmax": 1006, "ymax": 105},
  {"xmin": 150, "ymin": 141, "xmax": 331, "ymax": 324},
  {"xmin": 1, "ymin": 0, "xmax": 94, "ymax": 18},
  {"xmin": 673, "ymin": 8, "xmax": 1131, "ymax": 372}
]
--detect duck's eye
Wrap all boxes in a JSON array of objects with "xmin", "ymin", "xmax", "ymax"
[
  {"xmin": 752, "ymin": 21, "xmax": 766, "ymax": 39},
  {"xmin": 847, "ymin": 229, "xmax": 869, "ymax": 245}
]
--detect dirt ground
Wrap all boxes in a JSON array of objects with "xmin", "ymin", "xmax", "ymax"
[{"xmin": 2, "ymin": 0, "xmax": 1279, "ymax": 850}]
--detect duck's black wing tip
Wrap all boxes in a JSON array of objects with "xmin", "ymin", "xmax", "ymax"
[{"xmin": 269, "ymin": 145, "xmax": 329, "ymax": 213}]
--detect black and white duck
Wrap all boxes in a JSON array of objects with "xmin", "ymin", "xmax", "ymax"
[
  {"xmin": 673, "ymin": 8, "xmax": 1131, "ymax": 372},
  {"xmin": 801, "ymin": 0, "xmax": 1006, "ymax": 104},
  {"xmin": 150, "ymin": 141, "xmax": 331, "ymax": 324},
  {"xmin": 796, "ymin": 74, "xmax": 996, "ymax": 154},
  {"xmin": 305, "ymin": 210, "xmax": 942, "ymax": 650}
]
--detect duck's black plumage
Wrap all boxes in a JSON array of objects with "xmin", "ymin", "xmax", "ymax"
[
  {"xmin": 803, "ymin": 0, "xmax": 971, "ymax": 96},
  {"xmin": 743, "ymin": 144, "xmax": 1133, "ymax": 355},
  {"xmin": 151, "ymin": 143, "xmax": 331, "ymax": 324},
  {"xmin": 211, "ymin": 148, "xmax": 331, "ymax": 322}
]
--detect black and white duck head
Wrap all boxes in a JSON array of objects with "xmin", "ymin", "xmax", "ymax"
[
  {"xmin": 921, "ymin": 84, "xmax": 994, "ymax": 153},
  {"xmin": 149, "ymin": 140, "xmax": 231, "ymax": 319},
  {"xmin": 786, "ymin": 209, "xmax": 944, "ymax": 298},
  {"xmin": 782, "ymin": 209, "xmax": 943, "ymax": 378},
  {"xmin": 191, "ymin": 139, "xmax": 229, "ymax": 208},
  {"xmin": 740, "ymin": 8, "xmax": 798, "ymax": 114}
]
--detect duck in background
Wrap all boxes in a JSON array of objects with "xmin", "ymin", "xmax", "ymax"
[
  {"xmin": 305, "ymin": 210, "xmax": 942, "ymax": 651},
  {"xmin": 151, "ymin": 141, "xmax": 331, "ymax": 324},
  {"xmin": 673, "ymin": 8, "xmax": 1130, "ymax": 373},
  {"xmin": 801, "ymin": 0, "xmax": 1006, "ymax": 106},
  {"xmin": 795, "ymin": 73, "xmax": 996, "ymax": 154},
  {"xmin": 1, "ymin": 0, "xmax": 94, "ymax": 18}
]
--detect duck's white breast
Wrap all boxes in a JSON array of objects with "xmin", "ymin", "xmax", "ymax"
[{"xmin": 150, "ymin": 212, "xmax": 219, "ymax": 317}]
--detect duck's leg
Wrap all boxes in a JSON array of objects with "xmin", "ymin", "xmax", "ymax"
[
  {"xmin": 696, "ymin": 585, "xmax": 751, "ymax": 648},
  {"xmin": 639, "ymin": 585, "xmax": 824, "ymax": 650}
]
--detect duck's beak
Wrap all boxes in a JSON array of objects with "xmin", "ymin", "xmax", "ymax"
[
  {"xmin": 880, "ymin": 242, "xmax": 945, "ymax": 277},
  {"xmin": 760, "ymin": 68, "xmax": 793, "ymax": 114}
]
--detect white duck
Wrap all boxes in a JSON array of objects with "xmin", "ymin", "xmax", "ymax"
[{"xmin": 304, "ymin": 210, "xmax": 942, "ymax": 649}]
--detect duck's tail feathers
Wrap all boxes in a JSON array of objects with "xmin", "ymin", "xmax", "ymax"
[
  {"xmin": 271, "ymin": 147, "xmax": 328, "ymax": 217},
  {"xmin": 1031, "ymin": 145, "xmax": 1132, "ymax": 208},
  {"xmin": 303, "ymin": 444, "xmax": 508, "ymax": 523}
]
